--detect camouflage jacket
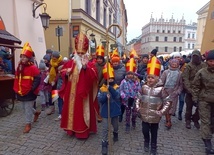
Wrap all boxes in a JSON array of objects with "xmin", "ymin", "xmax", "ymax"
[
  {"xmin": 192, "ymin": 67, "xmax": 214, "ymax": 103},
  {"xmin": 182, "ymin": 62, "xmax": 206, "ymax": 94}
]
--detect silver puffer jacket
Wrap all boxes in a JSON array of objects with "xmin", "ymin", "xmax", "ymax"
[{"xmin": 136, "ymin": 85, "xmax": 171, "ymax": 123}]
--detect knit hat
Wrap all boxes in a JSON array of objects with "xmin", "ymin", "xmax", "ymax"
[
  {"xmin": 39, "ymin": 59, "xmax": 46, "ymax": 70},
  {"xmin": 169, "ymin": 58, "xmax": 180, "ymax": 68},
  {"xmin": 52, "ymin": 51, "xmax": 60, "ymax": 58},
  {"xmin": 46, "ymin": 49, "xmax": 53, "ymax": 54},
  {"xmin": 151, "ymin": 49, "xmax": 158, "ymax": 56},
  {"xmin": 43, "ymin": 54, "xmax": 51, "ymax": 62},
  {"xmin": 192, "ymin": 50, "xmax": 201, "ymax": 57},
  {"xmin": 206, "ymin": 50, "xmax": 214, "ymax": 61},
  {"xmin": 141, "ymin": 54, "xmax": 149, "ymax": 59}
]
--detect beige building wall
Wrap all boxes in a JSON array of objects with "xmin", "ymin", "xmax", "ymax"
[
  {"xmin": 0, "ymin": 0, "xmax": 47, "ymax": 67},
  {"xmin": 195, "ymin": 2, "xmax": 209, "ymax": 51},
  {"xmin": 43, "ymin": 0, "xmax": 70, "ymax": 58},
  {"xmin": 44, "ymin": 0, "xmax": 127, "ymax": 57}
]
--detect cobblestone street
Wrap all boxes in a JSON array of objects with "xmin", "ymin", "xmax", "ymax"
[{"xmin": 0, "ymin": 102, "xmax": 206, "ymax": 155}]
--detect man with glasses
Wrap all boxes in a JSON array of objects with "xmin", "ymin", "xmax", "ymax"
[{"xmin": 60, "ymin": 33, "xmax": 100, "ymax": 139}]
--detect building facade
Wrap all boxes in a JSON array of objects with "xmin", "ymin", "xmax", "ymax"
[
  {"xmin": 195, "ymin": 2, "xmax": 209, "ymax": 50},
  {"xmin": 141, "ymin": 15, "xmax": 185, "ymax": 54},
  {"xmin": 184, "ymin": 23, "xmax": 197, "ymax": 50},
  {"xmin": 44, "ymin": 0, "xmax": 128, "ymax": 57}
]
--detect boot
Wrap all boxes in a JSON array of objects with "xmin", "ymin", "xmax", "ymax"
[
  {"xmin": 178, "ymin": 111, "xmax": 182, "ymax": 120},
  {"xmin": 113, "ymin": 132, "xmax": 118, "ymax": 142},
  {"xmin": 33, "ymin": 111, "xmax": 41, "ymax": 122},
  {"xmin": 202, "ymin": 139, "xmax": 214, "ymax": 154},
  {"xmin": 194, "ymin": 121, "xmax": 200, "ymax": 129},
  {"xmin": 150, "ymin": 143, "xmax": 157, "ymax": 155},
  {"xmin": 23, "ymin": 123, "xmax": 31, "ymax": 133},
  {"xmin": 185, "ymin": 120, "xmax": 191, "ymax": 129},
  {"xmin": 144, "ymin": 141, "xmax": 149, "ymax": 152},
  {"xmin": 165, "ymin": 114, "xmax": 172, "ymax": 129},
  {"xmin": 102, "ymin": 141, "xmax": 108, "ymax": 155},
  {"xmin": 45, "ymin": 106, "xmax": 55, "ymax": 115}
]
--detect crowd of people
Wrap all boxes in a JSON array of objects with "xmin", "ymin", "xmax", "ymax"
[{"xmin": 12, "ymin": 32, "xmax": 214, "ymax": 155}]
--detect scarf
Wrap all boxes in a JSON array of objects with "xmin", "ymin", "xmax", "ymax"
[
  {"xmin": 49, "ymin": 55, "xmax": 63, "ymax": 84},
  {"xmin": 164, "ymin": 67, "xmax": 179, "ymax": 88}
]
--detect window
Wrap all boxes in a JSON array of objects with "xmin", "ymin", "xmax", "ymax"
[
  {"xmin": 188, "ymin": 33, "xmax": 190, "ymax": 38},
  {"xmin": 174, "ymin": 46, "xmax": 176, "ymax": 52},
  {"xmin": 85, "ymin": 0, "xmax": 91, "ymax": 15},
  {"xmin": 109, "ymin": 14, "xmax": 112, "ymax": 26},
  {"xmin": 188, "ymin": 43, "xmax": 190, "ymax": 49},
  {"xmin": 165, "ymin": 47, "xmax": 168, "ymax": 52},
  {"xmin": 178, "ymin": 30, "xmax": 181, "ymax": 33},
  {"xmin": 173, "ymin": 37, "xmax": 176, "ymax": 42},
  {"xmin": 173, "ymin": 30, "xmax": 175, "ymax": 33},
  {"xmin": 192, "ymin": 44, "xmax": 195, "ymax": 49},
  {"xmin": 155, "ymin": 36, "xmax": 159, "ymax": 41},
  {"xmin": 179, "ymin": 47, "xmax": 182, "ymax": 51},
  {"xmin": 162, "ymin": 30, "xmax": 165, "ymax": 33},
  {"xmin": 192, "ymin": 33, "xmax": 195, "ymax": 39},
  {"xmin": 164, "ymin": 37, "xmax": 168, "ymax": 41},
  {"xmin": 96, "ymin": 0, "xmax": 100, "ymax": 22},
  {"xmin": 179, "ymin": 37, "xmax": 182, "ymax": 42},
  {"xmin": 157, "ymin": 30, "xmax": 159, "ymax": 33},
  {"xmin": 168, "ymin": 30, "xmax": 170, "ymax": 33},
  {"xmin": 103, "ymin": 8, "xmax": 106, "ymax": 27}
]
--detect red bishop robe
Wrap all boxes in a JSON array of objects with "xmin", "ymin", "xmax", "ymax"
[{"xmin": 60, "ymin": 59, "xmax": 100, "ymax": 139}]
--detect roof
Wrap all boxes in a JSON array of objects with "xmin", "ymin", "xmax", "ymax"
[{"xmin": 0, "ymin": 29, "xmax": 22, "ymax": 45}]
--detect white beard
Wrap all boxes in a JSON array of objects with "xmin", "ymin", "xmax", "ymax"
[{"xmin": 73, "ymin": 53, "xmax": 82, "ymax": 73}]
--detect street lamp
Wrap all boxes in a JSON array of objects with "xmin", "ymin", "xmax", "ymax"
[{"xmin": 32, "ymin": 2, "xmax": 51, "ymax": 30}]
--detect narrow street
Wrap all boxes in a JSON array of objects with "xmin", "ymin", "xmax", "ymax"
[{"xmin": 0, "ymin": 102, "xmax": 206, "ymax": 155}]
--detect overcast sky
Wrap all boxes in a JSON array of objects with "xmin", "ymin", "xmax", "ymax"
[{"xmin": 123, "ymin": 0, "xmax": 210, "ymax": 42}]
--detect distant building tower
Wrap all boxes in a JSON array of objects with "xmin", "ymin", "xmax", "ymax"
[
  {"xmin": 184, "ymin": 22, "xmax": 197, "ymax": 51},
  {"xmin": 141, "ymin": 14, "xmax": 185, "ymax": 54}
]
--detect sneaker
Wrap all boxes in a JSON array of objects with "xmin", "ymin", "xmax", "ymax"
[{"xmin": 55, "ymin": 115, "xmax": 61, "ymax": 121}]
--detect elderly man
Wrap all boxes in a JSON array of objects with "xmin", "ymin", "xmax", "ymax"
[{"xmin": 60, "ymin": 33, "xmax": 100, "ymax": 139}]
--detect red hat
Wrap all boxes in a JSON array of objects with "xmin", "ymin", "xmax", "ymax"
[
  {"xmin": 130, "ymin": 49, "xmax": 138, "ymax": 58},
  {"xmin": 126, "ymin": 58, "xmax": 136, "ymax": 73},
  {"xmin": 147, "ymin": 57, "xmax": 161, "ymax": 76},
  {"xmin": 75, "ymin": 33, "xmax": 89, "ymax": 54},
  {"xmin": 102, "ymin": 62, "xmax": 114, "ymax": 79},
  {"xmin": 96, "ymin": 45, "xmax": 105, "ymax": 57},
  {"xmin": 21, "ymin": 42, "xmax": 33, "ymax": 58}
]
